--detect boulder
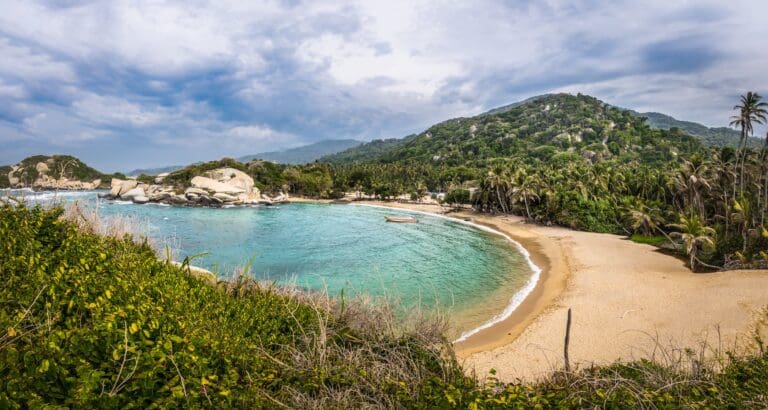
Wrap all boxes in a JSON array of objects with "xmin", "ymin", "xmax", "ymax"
[
  {"xmin": 190, "ymin": 176, "xmax": 245, "ymax": 195},
  {"xmin": 121, "ymin": 187, "xmax": 146, "ymax": 200},
  {"xmin": 132, "ymin": 195, "xmax": 149, "ymax": 204},
  {"xmin": 213, "ymin": 192, "xmax": 239, "ymax": 202},
  {"xmin": 35, "ymin": 162, "xmax": 49, "ymax": 173},
  {"xmin": 203, "ymin": 168, "xmax": 254, "ymax": 194},
  {"xmin": 169, "ymin": 194, "xmax": 189, "ymax": 205},
  {"xmin": 110, "ymin": 179, "xmax": 138, "ymax": 197},
  {"xmin": 149, "ymin": 192, "xmax": 172, "ymax": 202},
  {"xmin": 184, "ymin": 187, "xmax": 209, "ymax": 196}
]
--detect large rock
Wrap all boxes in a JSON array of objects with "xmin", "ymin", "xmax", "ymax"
[
  {"xmin": 203, "ymin": 168, "xmax": 254, "ymax": 194},
  {"xmin": 8, "ymin": 172, "xmax": 19, "ymax": 186},
  {"xmin": 132, "ymin": 195, "xmax": 149, "ymax": 204},
  {"xmin": 184, "ymin": 187, "xmax": 209, "ymax": 196},
  {"xmin": 110, "ymin": 179, "xmax": 138, "ymax": 197},
  {"xmin": 191, "ymin": 176, "xmax": 245, "ymax": 195},
  {"xmin": 213, "ymin": 192, "xmax": 239, "ymax": 202},
  {"xmin": 35, "ymin": 162, "xmax": 50, "ymax": 173},
  {"xmin": 121, "ymin": 187, "xmax": 146, "ymax": 200}
]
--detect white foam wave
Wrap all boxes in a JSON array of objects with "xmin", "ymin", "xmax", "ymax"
[{"xmin": 352, "ymin": 203, "xmax": 542, "ymax": 344}]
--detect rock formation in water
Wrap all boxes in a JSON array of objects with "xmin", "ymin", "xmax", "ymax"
[{"xmin": 103, "ymin": 167, "xmax": 287, "ymax": 207}]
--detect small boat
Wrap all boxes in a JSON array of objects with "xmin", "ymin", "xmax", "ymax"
[{"xmin": 385, "ymin": 216, "xmax": 418, "ymax": 223}]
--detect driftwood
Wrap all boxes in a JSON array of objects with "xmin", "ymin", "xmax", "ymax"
[{"xmin": 564, "ymin": 308, "xmax": 572, "ymax": 372}]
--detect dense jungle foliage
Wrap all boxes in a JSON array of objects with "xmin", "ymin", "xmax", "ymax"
[{"xmin": 2, "ymin": 203, "xmax": 768, "ymax": 408}]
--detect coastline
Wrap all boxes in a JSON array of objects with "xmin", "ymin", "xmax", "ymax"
[
  {"xmin": 18, "ymin": 191, "xmax": 768, "ymax": 382},
  {"xmin": 290, "ymin": 197, "xmax": 768, "ymax": 382}
]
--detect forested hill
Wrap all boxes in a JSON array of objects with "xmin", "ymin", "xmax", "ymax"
[
  {"xmin": 322, "ymin": 93, "xmax": 701, "ymax": 166},
  {"xmin": 632, "ymin": 111, "xmax": 761, "ymax": 148}
]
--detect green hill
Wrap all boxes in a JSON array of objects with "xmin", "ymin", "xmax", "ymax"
[
  {"xmin": 1, "ymin": 155, "xmax": 111, "ymax": 188},
  {"xmin": 239, "ymin": 139, "xmax": 362, "ymax": 164},
  {"xmin": 320, "ymin": 137, "xmax": 410, "ymax": 164},
  {"xmin": 630, "ymin": 111, "xmax": 762, "ymax": 148},
  {"xmin": 322, "ymin": 93, "xmax": 701, "ymax": 166}
]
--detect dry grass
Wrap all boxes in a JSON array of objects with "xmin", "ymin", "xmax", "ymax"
[
  {"xmin": 60, "ymin": 200, "xmax": 150, "ymax": 241},
  {"xmin": 218, "ymin": 272, "xmax": 455, "ymax": 409}
]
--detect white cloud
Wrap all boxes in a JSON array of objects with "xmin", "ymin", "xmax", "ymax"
[
  {"xmin": 0, "ymin": 37, "xmax": 76, "ymax": 83},
  {"xmin": 73, "ymin": 94, "xmax": 164, "ymax": 126},
  {"xmin": 1, "ymin": 0, "xmax": 768, "ymax": 168}
]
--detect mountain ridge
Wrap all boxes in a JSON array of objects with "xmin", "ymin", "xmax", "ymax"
[{"xmin": 321, "ymin": 93, "xmax": 702, "ymax": 165}]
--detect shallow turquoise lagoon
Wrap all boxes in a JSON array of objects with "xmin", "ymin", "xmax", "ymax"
[{"xmin": 6, "ymin": 190, "xmax": 534, "ymax": 336}]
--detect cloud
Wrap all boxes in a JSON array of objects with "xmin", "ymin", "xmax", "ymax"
[{"xmin": 0, "ymin": 0, "xmax": 767, "ymax": 171}]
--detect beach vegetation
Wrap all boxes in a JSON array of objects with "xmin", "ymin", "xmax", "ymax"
[{"xmin": 2, "ymin": 202, "xmax": 768, "ymax": 407}]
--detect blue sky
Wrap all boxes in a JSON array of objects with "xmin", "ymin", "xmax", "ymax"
[{"xmin": 1, "ymin": 0, "xmax": 767, "ymax": 172}]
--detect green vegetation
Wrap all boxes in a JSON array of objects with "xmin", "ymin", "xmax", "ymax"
[
  {"xmin": 629, "ymin": 234, "xmax": 668, "ymax": 246},
  {"xmin": 321, "ymin": 137, "xmax": 411, "ymax": 164},
  {"xmin": 2, "ymin": 203, "xmax": 768, "ymax": 408},
  {"xmin": 323, "ymin": 94, "xmax": 701, "ymax": 165},
  {"xmin": 635, "ymin": 111, "xmax": 763, "ymax": 148},
  {"xmin": 0, "ymin": 155, "xmax": 115, "ymax": 188},
  {"xmin": 0, "ymin": 165, "xmax": 10, "ymax": 188}
]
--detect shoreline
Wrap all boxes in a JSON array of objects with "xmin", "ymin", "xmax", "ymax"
[
  {"xmin": 291, "ymin": 197, "xmax": 768, "ymax": 381},
  {"xmin": 16, "ymin": 191, "xmax": 768, "ymax": 381},
  {"xmin": 350, "ymin": 202, "xmax": 545, "ymax": 344},
  {"xmin": 336, "ymin": 200, "xmax": 567, "ymax": 356}
]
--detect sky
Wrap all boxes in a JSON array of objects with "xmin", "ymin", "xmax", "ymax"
[{"xmin": 1, "ymin": 0, "xmax": 767, "ymax": 172}]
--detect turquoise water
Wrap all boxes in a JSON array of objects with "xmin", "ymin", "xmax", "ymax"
[{"xmin": 4, "ymin": 189, "xmax": 534, "ymax": 335}]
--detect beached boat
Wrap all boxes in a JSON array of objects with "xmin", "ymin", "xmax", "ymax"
[{"xmin": 385, "ymin": 216, "xmax": 418, "ymax": 223}]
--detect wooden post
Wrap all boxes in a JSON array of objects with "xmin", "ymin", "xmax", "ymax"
[{"xmin": 564, "ymin": 308, "xmax": 572, "ymax": 372}]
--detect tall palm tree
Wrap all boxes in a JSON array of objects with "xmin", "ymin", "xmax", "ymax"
[
  {"xmin": 730, "ymin": 92, "xmax": 768, "ymax": 193},
  {"xmin": 669, "ymin": 213, "xmax": 717, "ymax": 272},
  {"xmin": 510, "ymin": 170, "xmax": 540, "ymax": 220}
]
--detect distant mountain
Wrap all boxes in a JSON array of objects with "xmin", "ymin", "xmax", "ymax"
[
  {"xmin": 239, "ymin": 139, "xmax": 362, "ymax": 164},
  {"xmin": 128, "ymin": 164, "xmax": 186, "ymax": 176},
  {"xmin": 321, "ymin": 93, "xmax": 701, "ymax": 166},
  {"xmin": 320, "ymin": 137, "xmax": 411, "ymax": 164},
  {"xmin": 629, "ymin": 111, "xmax": 762, "ymax": 149}
]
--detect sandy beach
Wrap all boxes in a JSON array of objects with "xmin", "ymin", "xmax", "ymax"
[{"xmin": 299, "ymin": 198, "xmax": 768, "ymax": 382}]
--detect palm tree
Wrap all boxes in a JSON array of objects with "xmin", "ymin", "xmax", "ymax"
[
  {"xmin": 730, "ymin": 92, "xmax": 768, "ymax": 193},
  {"xmin": 510, "ymin": 170, "xmax": 540, "ymax": 220},
  {"xmin": 669, "ymin": 213, "xmax": 717, "ymax": 272},
  {"xmin": 628, "ymin": 204, "xmax": 663, "ymax": 236}
]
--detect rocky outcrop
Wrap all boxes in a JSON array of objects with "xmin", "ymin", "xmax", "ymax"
[
  {"xmin": 190, "ymin": 176, "xmax": 245, "ymax": 195},
  {"xmin": 103, "ymin": 167, "xmax": 280, "ymax": 207},
  {"xmin": 110, "ymin": 179, "xmax": 138, "ymax": 197},
  {"xmin": 5, "ymin": 156, "xmax": 105, "ymax": 190}
]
